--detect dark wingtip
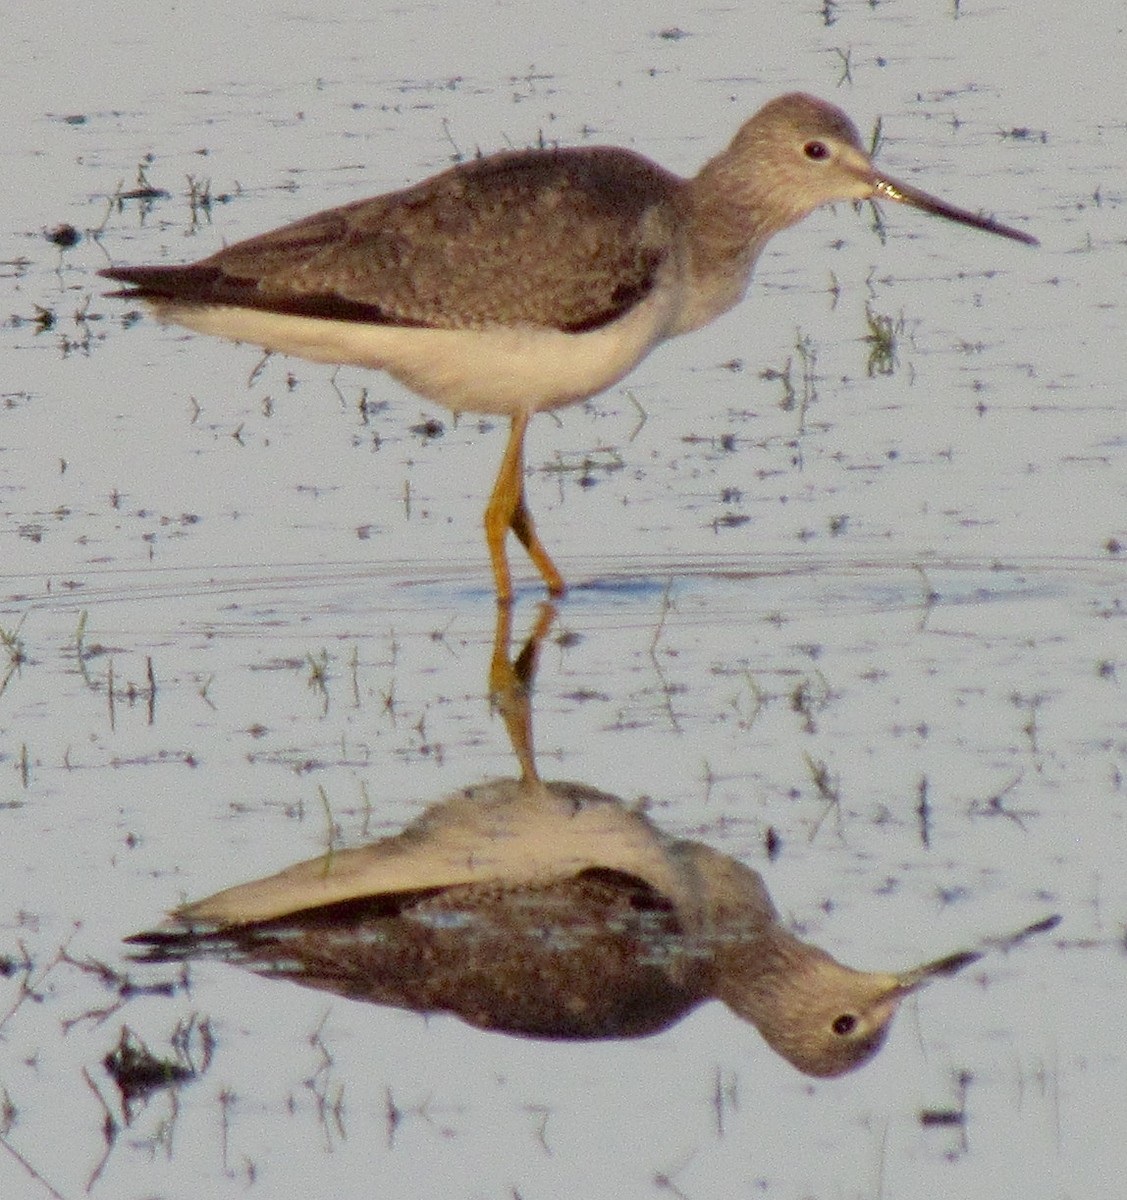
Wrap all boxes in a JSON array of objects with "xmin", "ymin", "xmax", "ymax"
[
  {"xmin": 123, "ymin": 929, "xmax": 178, "ymax": 963},
  {"xmin": 123, "ymin": 927, "xmax": 181, "ymax": 949},
  {"xmin": 98, "ymin": 265, "xmax": 145, "ymax": 298},
  {"xmin": 96, "ymin": 263, "xmax": 411, "ymax": 324},
  {"xmin": 96, "ymin": 263, "xmax": 221, "ymax": 302},
  {"xmin": 124, "ymin": 923, "xmax": 228, "ymax": 965},
  {"xmin": 98, "ymin": 264, "xmax": 158, "ymax": 288}
]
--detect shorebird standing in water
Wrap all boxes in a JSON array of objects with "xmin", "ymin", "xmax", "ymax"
[{"xmin": 102, "ymin": 93, "xmax": 1036, "ymax": 601}]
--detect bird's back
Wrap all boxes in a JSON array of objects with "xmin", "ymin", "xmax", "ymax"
[
  {"xmin": 131, "ymin": 867, "xmax": 710, "ymax": 1039},
  {"xmin": 103, "ymin": 145, "xmax": 689, "ymax": 336}
]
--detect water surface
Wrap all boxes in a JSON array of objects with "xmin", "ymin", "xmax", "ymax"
[{"xmin": 2, "ymin": 2, "xmax": 1124, "ymax": 1198}]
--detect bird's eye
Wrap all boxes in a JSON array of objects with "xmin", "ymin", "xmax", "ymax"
[
  {"xmin": 831, "ymin": 1013, "xmax": 857, "ymax": 1036},
  {"xmin": 803, "ymin": 140, "xmax": 830, "ymax": 161}
]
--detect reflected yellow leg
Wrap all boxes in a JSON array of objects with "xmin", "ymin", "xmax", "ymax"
[
  {"xmin": 488, "ymin": 600, "xmax": 557, "ymax": 784},
  {"xmin": 484, "ymin": 410, "xmax": 565, "ymax": 604}
]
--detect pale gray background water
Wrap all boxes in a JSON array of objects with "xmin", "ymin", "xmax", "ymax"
[{"xmin": 2, "ymin": 2, "xmax": 1124, "ymax": 1197}]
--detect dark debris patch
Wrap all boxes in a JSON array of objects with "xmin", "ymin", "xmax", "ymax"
[
  {"xmin": 0, "ymin": 949, "xmax": 34, "ymax": 977},
  {"xmin": 104, "ymin": 1027, "xmax": 194, "ymax": 1100},
  {"xmin": 102, "ymin": 1016, "xmax": 214, "ymax": 1118},
  {"xmin": 920, "ymin": 1108, "xmax": 966, "ymax": 1127},
  {"xmin": 45, "ymin": 224, "xmax": 81, "ymax": 249}
]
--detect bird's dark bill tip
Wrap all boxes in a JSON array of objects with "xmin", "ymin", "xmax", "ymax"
[
  {"xmin": 1020, "ymin": 912, "xmax": 1062, "ymax": 937},
  {"xmin": 922, "ymin": 948, "xmax": 982, "ymax": 978},
  {"xmin": 873, "ymin": 177, "xmax": 1038, "ymax": 247},
  {"xmin": 989, "ymin": 912, "xmax": 1062, "ymax": 951}
]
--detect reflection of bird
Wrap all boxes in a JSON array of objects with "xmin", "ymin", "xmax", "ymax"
[
  {"xmin": 129, "ymin": 777, "xmax": 979, "ymax": 1077},
  {"xmin": 100, "ymin": 93, "xmax": 1035, "ymax": 601}
]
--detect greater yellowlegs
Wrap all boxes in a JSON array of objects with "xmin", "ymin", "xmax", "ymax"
[
  {"xmin": 128, "ymin": 775, "xmax": 992, "ymax": 1075},
  {"xmin": 102, "ymin": 93, "xmax": 1037, "ymax": 601}
]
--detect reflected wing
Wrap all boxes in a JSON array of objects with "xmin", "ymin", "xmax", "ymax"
[{"xmin": 129, "ymin": 869, "xmax": 706, "ymax": 1039}]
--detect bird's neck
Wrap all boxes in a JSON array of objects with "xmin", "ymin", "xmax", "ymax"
[{"xmin": 672, "ymin": 149, "xmax": 794, "ymax": 335}]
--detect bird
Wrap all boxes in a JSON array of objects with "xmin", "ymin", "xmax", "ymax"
[
  {"xmin": 100, "ymin": 92, "xmax": 1037, "ymax": 602},
  {"xmin": 127, "ymin": 775, "xmax": 984, "ymax": 1077}
]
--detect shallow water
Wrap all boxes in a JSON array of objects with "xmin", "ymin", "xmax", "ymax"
[{"xmin": 2, "ymin": 2, "xmax": 1125, "ymax": 1198}]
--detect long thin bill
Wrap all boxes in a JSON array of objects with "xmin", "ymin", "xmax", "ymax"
[
  {"xmin": 895, "ymin": 912, "xmax": 1061, "ymax": 993},
  {"xmin": 873, "ymin": 175, "xmax": 1039, "ymax": 246},
  {"xmin": 897, "ymin": 948, "xmax": 982, "ymax": 993}
]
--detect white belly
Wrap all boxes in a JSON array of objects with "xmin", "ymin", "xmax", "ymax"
[{"xmin": 153, "ymin": 283, "xmax": 682, "ymax": 416}]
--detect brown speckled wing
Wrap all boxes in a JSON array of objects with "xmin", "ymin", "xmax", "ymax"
[
  {"xmin": 129, "ymin": 868, "xmax": 708, "ymax": 1039},
  {"xmin": 103, "ymin": 147, "xmax": 684, "ymax": 334}
]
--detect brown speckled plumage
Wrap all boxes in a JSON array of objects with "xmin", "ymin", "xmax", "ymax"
[
  {"xmin": 106, "ymin": 148, "xmax": 682, "ymax": 334},
  {"xmin": 128, "ymin": 778, "xmax": 982, "ymax": 1077},
  {"xmin": 101, "ymin": 93, "xmax": 1035, "ymax": 600}
]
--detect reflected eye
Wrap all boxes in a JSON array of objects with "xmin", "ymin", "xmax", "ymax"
[
  {"xmin": 803, "ymin": 140, "xmax": 830, "ymax": 161},
  {"xmin": 831, "ymin": 1013, "xmax": 857, "ymax": 1036}
]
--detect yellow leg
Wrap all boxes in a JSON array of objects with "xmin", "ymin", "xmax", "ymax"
[{"xmin": 484, "ymin": 411, "xmax": 566, "ymax": 604}]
